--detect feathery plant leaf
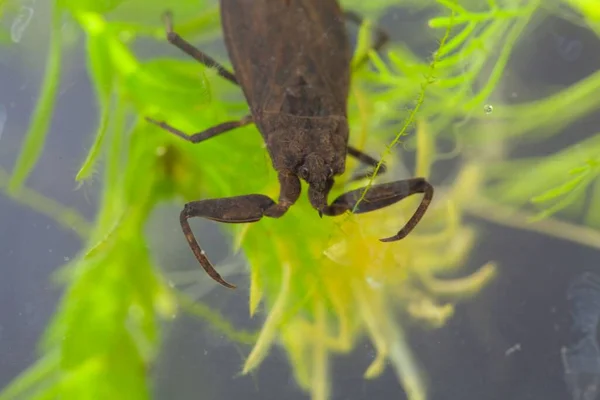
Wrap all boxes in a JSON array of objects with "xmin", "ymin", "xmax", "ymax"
[
  {"xmin": 484, "ymin": 134, "xmax": 600, "ymax": 222},
  {"xmin": 3, "ymin": 1, "xmax": 600, "ymax": 400},
  {"xmin": 75, "ymin": 13, "xmax": 115, "ymax": 182},
  {"xmin": 8, "ymin": 2, "xmax": 62, "ymax": 193}
]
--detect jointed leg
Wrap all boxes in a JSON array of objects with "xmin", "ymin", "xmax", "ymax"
[
  {"xmin": 180, "ymin": 194, "xmax": 275, "ymax": 289},
  {"xmin": 322, "ymin": 178, "xmax": 433, "ymax": 241},
  {"xmin": 162, "ymin": 11, "xmax": 238, "ymax": 85},
  {"xmin": 344, "ymin": 11, "xmax": 390, "ymax": 70},
  {"xmin": 347, "ymin": 145, "xmax": 387, "ymax": 181},
  {"xmin": 148, "ymin": 12, "xmax": 250, "ymax": 141},
  {"xmin": 179, "ymin": 173, "xmax": 301, "ymax": 289},
  {"xmin": 146, "ymin": 114, "xmax": 253, "ymax": 144},
  {"xmin": 151, "ymin": 13, "xmax": 263, "ymax": 288}
]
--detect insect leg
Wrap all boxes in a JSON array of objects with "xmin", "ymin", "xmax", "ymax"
[
  {"xmin": 344, "ymin": 11, "xmax": 390, "ymax": 70},
  {"xmin": 347, "ymin": 145, "xmax": 387, "ymax": 181},
  {"xmin": 180, "ymin": 173, "xmax": 301, "ymax": 288},
  {"xmin": 146, "ymin": 114, "xmax": 253, "ymax": 144},
  {"xmin": 162, "ymin": 11, "xmax": 238, "ymax": 85},
  {"xmin": 180, "ymin": 194, "xmax": 275, "ymax": 289},
  {"xmin": 321, "ymin": 178, "xmax": 433, "ymax": 241}
]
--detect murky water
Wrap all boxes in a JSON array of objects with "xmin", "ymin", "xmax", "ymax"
[{"xmin": 1, "ymin": 2, "xmax": 599, "ymax": 400}]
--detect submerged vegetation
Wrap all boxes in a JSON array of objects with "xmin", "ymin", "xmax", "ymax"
[{"xmin": 1, "ymin": 0, "xmax": 599, "ymax": 399}]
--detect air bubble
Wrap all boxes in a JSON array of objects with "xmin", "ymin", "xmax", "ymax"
[{"xmin": 483, "ymin": 104, "xmax": 493, "ymax": 114}]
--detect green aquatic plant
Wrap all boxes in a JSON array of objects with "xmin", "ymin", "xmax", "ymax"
[
  {"xmin": 484, "ymin": 135, "xmax": 600, "ymax": 222},
  {"xmin": 355, "ymin": 0, "xmax": 600, "ymax": 248},
  {"xmin": 445, "ymin": 2, "xmax": 600, "ymax": 241},
  {"xmin": 2, "ymin": 1, "xmax": 600, "ymax": 400}
]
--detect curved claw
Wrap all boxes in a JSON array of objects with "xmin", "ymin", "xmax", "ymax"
[
  {"xmin": 323, "ymin": 178, "xmax": 434, "ymax": 241},
  {"xmin": 379, "ymin": 234, "xmax": 400, "ymax": 243},
  {"xmin": 180, "ymin": 211, "xmax": 237, "ymax": 289},
  {"xmin": 179, "ymin": 194, "xmax": 277, "ymax": 289},
  {"xmin": 178, "ymin": 188, "xmax": 298, "ymax": 289}
]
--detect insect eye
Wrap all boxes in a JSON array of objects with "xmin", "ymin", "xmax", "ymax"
[{"xmin": 299, "ymin": 166, "xmax": 310, "ymax": 179}]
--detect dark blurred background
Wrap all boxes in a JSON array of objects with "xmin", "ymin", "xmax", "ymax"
[{"xmin": 1, "ymin": 3, "xmax": 600, "ymax": 399}]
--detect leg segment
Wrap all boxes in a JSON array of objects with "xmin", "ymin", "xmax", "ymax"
[
  {"xmin": 180, "ymin": 173, "xmax": 301, "ymax": 288},
  {"xmin": 147, "ymin": 12, "xmax": 250, "ymax": 141},
  {"xmin": 180, "ymin": 194, "xmax": 275, "ymax": 289},
  {"xmin": 347, "ymin": 145, "xmax": 387, "ymax": 181},
  {"xmin": 344, "ymin": 11, "xmax": 390, "ymax": 70},
  {"xmin": 146, "ymin": 114, "xmax": 253, "ymax": 144},
  {"xmin": 162, "ymin": 11, "xmax": 238, "ymax": 85},
  {"xmin": 321, "ymin": 178, "xmax": 433, "ymax": 241}
]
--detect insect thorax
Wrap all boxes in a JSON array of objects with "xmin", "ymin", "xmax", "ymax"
[{"xmin": 258, "ymin": 113, "xmax": 349, "ymax": 175}]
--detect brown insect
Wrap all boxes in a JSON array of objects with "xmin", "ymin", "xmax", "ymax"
[{"xmin": 146, "ymin": 0, "xmax": 433, "ymax": 289}]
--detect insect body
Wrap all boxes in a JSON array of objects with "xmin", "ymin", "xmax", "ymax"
[{"xmin": 147, "ymin": 0, "xmax": 434, "ymax": 288}]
